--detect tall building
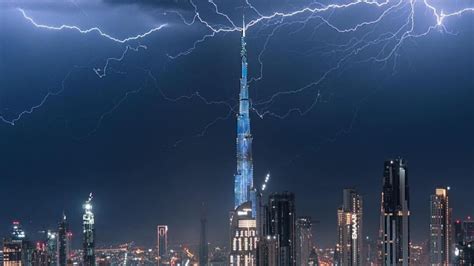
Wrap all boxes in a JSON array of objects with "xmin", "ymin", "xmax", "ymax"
[
  {"xmin": 257, "ymin": 173, "xmax": 270, "ymax": 237},
  {"xmin": 267, "ymin": 192, "xmax": 296, "ymax": 266},
  {"xmin": 453, "ymin": 220, "xmax": 464, "ymax": 245},
  {"xmin": 453, "ymin": 217, "xmax": 474, "ymax": 265},
  {"xmin": 453, "ymin": 240, "xmax": 474, "ymax": 266},
  {"xmin": 2, "ymin": 221, "xmax": 33, "ymax": 266},
  {"xmin": 229, "ymin": 18, "xmax": 258, "ymax": 266},
  {"xmin": 464, "ymin": 217, "xmax": 474, "ymax": 243},
  {"xmin": 256, "ymin": 235, "xmax": 279, "ymax": 266},
  {"xmin": 199, "ymin": 205, "xmax": 209, "ymax": 266},
  {"xmin": 296, "ymin": 217, "xmax": 313, "ymax": 266},
  {"xmin": 379, "ymin": 158, "xmax": 410, "ymax": 266},
  {"xmin": 46, "ymin": 230, "xmax": 58, "ymax": 266},
  {"xmin": 364, "ymin": 236, "xmax": 378, "ymax": 266},
  {"xmin": 334, "ymin": 188, "xmax": 363, "ymax": 266},
  {"xmin": 157, "ymin": 225, "xmax": 168, "ymax": 266},
  {"xmin": 83, "ymin": 193, "xmax": 96, "ymax": 266},
  {"xmin": 411, "ymin": 242, "xmax": 429, "ymax": 265},
  {"xmin": 58, "ymin": 213, "xmax": 71, "ymax": 266},
  {"xmin": 229, "ymin": 202, "xmax": 258, "ymax": 266},
  {"xmin": 32, "ymin": 241, "xmax": 49, "ymax": 265},
  {"xmin": 430, "ymin": 187, "xmax": 452, "ymax": 265},
  {"xmin": 234, "ymin": 16, "xmax": 256, "ymax": 216}
]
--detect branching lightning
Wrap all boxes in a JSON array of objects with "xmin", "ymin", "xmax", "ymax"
[
  {"xmin": 94, "ymin": 45, "xmax": 148, "ymax": 78},
  {"xmin": 3, "ymin": 0, "xmax": 473, "ymax": 147},
  {"xmin": 18, "ymin": 8, "xmax": 167, "ymax": 44},
  {"xmin": 165, "ymin": 0, "xmax": 473, "ymax": 120}
]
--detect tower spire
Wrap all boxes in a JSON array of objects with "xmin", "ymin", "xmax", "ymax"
[
  {"xmin": 242, "ymin": 15, "xmax": 246, "ymax": 37},
  {"xmin": 235, "ymin": 15, "xmax": 255, "ymax": 217}
]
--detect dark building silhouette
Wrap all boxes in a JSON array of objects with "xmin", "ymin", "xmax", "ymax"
[
  {"xmin": 453, "ymin": 217, "xmax": 474, "ymax": 265},
  {"xmin": 58, "ymin": 213, "xmax": 71, "ymax": 266},
  {"xmin": 464, "ymin": 218, "xmax": 474, "ymax": 243},
  {"xmin": 453, "ymin": 241, "xmax": 474, "ymax": 265},
  {"xmin": 454, "ymin": 220, "xmax": 464, "ymax": 244},
  {"xmin": 199, "ymin": 204, "xmax": 209, "ymax": 266},
  {"xmin": 267, "ymin": 192, "xmax": 296, "ymax": 266},
  {"xmin": 379, "ymin": 158, "xmax": 410, "ymax": 266},
  {"xmin": 256, "ymin": 235, "xmax": 279, "ymax": 266},
  {"xmin": 296, "ymin": 217, "xmax": 313, "ymax": 266}
]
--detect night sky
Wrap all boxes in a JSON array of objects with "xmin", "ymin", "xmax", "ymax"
[{"xmin": 0, "ymin": 0, "xmax": 473, "ymax": 249}]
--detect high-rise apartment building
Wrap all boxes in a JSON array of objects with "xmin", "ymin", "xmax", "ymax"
[
  {"xmin": 335, "ymin": 189, "xmax": 363, "ymax": 266},
  {"xmin": 296, "ymin": 217, "xmax": 313, "ymax": 266},
  {"xmin": 430, "ymin": 187, "xmax": 452, "ymax": 265}
]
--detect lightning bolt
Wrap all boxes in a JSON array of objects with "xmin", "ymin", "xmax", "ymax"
[
  {"xmin": 0, "ymin": 69, "xmax": 76, "ymax": 126},
  {"xmin": 77, "ymin": 87, "xmax": 145, "ymax": 139},
  {"xmin": 4, "ymin": 0, "xmax": 473, "ymax": 146},
  {"xmin": 94, "ymin": 45, "xmax": 148, "ymax": 78},
  {"xmin": 18, "ymin": 8, "xmax": 167, "ymax": 44}
]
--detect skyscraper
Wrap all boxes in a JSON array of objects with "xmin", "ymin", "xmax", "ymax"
[
  {"xmin": 157, "ymin": 225, "xmax": 168, "ymax": 266},
  {"xmin": 267, "ymin": 192, "xmax": 296, "ymax": 266},
  {"xmin": 2, "ymin": 221, "xmax": 33, "ymax": 266},
  {"xmin": 257, "ymin": 173, "xmax": 270, "ymax": 237},
  {"xmin": 46, "ymin": 230, "xmax": 58, "ymax": 266},
  {"xmin": 364, "ymin": 236, "xmax": 378, "ymax": 266},
  {"xmin": 453, "ymin": 220, "xmax": 464, "ymax": 245},
  {"xmin": 229, "ymin": 202, "xmax": 258, "ymax": 266},
  {"xmin": 83, "ymin": 193, "xmax": 96, "ymax": 266},
  {"xmin": 464, "ymin": 217, "xmax": 474, "ymax": 243},
  {"xmin": 335, "ymin": 189, "xmax": 363, "ymax": 266},
  {"xmin": 296, "ymin": 217, "xmax": 313, "ymax": 266},
  {"xmin": 256, "ymin": 235, "xmax": 279, "ymax": 266},
  {"xmin": 379, "ymin": 158, "xmax": 410, "ymax": 266},
  {"xmin": 58, "ymin": 213, "xmax": 71, "ymax": 266},
  {"xmin": 199, "ymin": 204, "xmax": 209, "ymax": 266},
  {"xmin": 229, "ymin": 18, "xmax": 258, "ymax": 266},
  {"xmin": 430, "ymin": 187, "xmax": 452, "ymax": 265},
  {"xmin": 234, "ymin": 16, "xmax": 256, "ymax": 216}
]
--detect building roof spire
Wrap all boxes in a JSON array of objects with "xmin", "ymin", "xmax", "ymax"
[{"xmin": 242, "ymin": 14, "xmax": 246, "ymax": 37}]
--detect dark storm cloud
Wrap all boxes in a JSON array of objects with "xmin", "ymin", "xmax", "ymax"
[
  {"xmin": 0, "ymin": 0, "xmax": 101, "ymax": 11},
  {"xmin": 102, "ymin": 0, "xmax": 193, "ymax": 10}
]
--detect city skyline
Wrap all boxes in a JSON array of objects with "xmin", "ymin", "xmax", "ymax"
[{"xmin": 1, "ymin": 0, "xmax": 473, "ymax": 255}]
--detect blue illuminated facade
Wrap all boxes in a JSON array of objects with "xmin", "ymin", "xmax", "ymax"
[{"xmin": 234, "ymin": 19, "xmax": 256, "ymax": 217}]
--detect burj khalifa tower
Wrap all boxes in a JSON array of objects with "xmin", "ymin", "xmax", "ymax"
[
  {"xmin": 229, "ymin": 18, "xmax": 258, "ymax": 266},
  {"xmin": 234, "ymin": 18, "xmax": 256, "ymax": 217}
]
